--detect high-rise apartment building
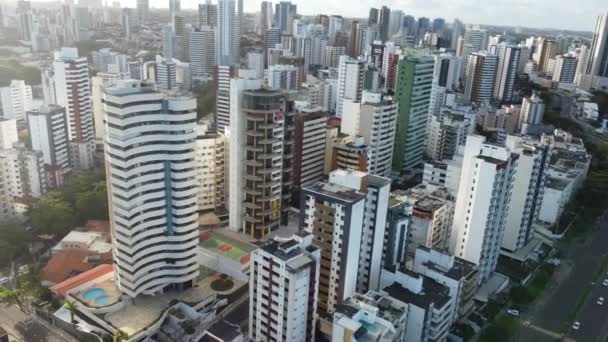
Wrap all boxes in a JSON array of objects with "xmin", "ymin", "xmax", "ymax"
[
  {"xmin": 449, "ymin": 135, "xmax": 518, "ymax": 283},
  {"xmin": 328, "ymin": 169, "xmax": 391, "ymax": 293},
  {"xmin": 267, "ymin": 64, "xmax": 298, "ymax": 90},
  {"xmin": 103, "ymin": 80, "xmax": 199, "ymax": 298},
  {"xmin": 228, "ymin": 85, "xmax": 293, "ymax": 238},
  {"xmin": 53, "ymin": 48, "xmax": 95, "ymax": 170},
  {"xmin": 190, "ymin": 27, "xmax": 216, "ymax": 79},
  {"xmin": 494, "ymin": 44, "xmax": 521, "ymax": 102},
  {"xmin": 214, "ymin": 65, "xmax": 235, "ymax": 132},
  {"xmin": 0, "ymin": 144, "xmax": 48, "ymax": 200},
  {"xmin": 586, "ymin": 13, "xmax": 608, "ymax": 77},
  {"xmin": 461, "ymin": 28, "xmax": 489, "ymax": 64},
  {"xmin": 155, "ymin": 55, "xmax": 177, "ymax": 90},
  {"xmin": 275, "ymin": 1, "xmax": 296, "ymax": 34},
  {"xmin": 426, "ymin": 110, "xmax": 474, "ymax": 161},
  {"xmin": 27, "ymin": 105, "xmax": 71, "ymax": 187},
  {"xmin": 502, "ymin": 135, "xmax": 552, "ymax": 253},
  {"xmin": 259, "ymin": 1, "xmax": 273, "ymax": 36},
  {"xmin": 519, "ymin": 93, "xmax": 545, "ymax": 134},
  {"xmin": 249, "ymin": 234, "xmax": 320, "ymax": 341},
  {"xmin": 450, "ymin": 19, "xmax": 464, "ymax": 50},
  {"xmin": 195, "ymin": 121, "xmax": 226, "ymax": 211},
  {"xmin": 433, "ymin": 53, "xmax": 462, "ymax": 91},
  {"xmin": 0, "ymin": 80, "xmax": 33, "ymax": 125},
  {"xmin": 136, "ymin": 0, "xmax": 148, "ymax": 24},
  {"xmin": 246, "ymin": 48, "xmax": 265, "ymax": 80},
  {"xmin": 392, "ymin": 49, "xmax": 434, "ymax": 172},
  {"xmin": 292, "ymin": 108, "xmax": 328, "ymax": 192},
  {"xmin": 198, "ymin": 0, "xmax": 217, "ymax": 27},
  {"xmin": 537, "ymin": 39, "xmax": 558, "ymax": 73},
  {"xmin": 552, "ymin": 54, "xmax": 578, "ymax": 83},
  {"xmin": 336, "ymin": 56, "xmax": 365, "ymax": 117},
  {"xmin": 217, "ymin": 0, "xmax": 239, "ymax": 66},
  {"xmin": 301, "ymin": 178, "xmax": 366, "ymax": 331},
  {"xmin": 464, "ymin": 51, "xmax": 498, "ymax": 105},
  {"xmin": 341, "ymin": 91, "xmax": 398, "ymax": 177}
]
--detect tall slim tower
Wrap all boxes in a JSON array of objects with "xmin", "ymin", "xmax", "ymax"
[
  {"xmin": 136, "ymin": 0, "xmax": 148, "ymax": 24},
  {"xmin": 103, "ymin": 80, "xmax": 199, "ymax": 298},
  {"xmin": 587, "ymin": 13, "xmax": 608, "ymax": 77},
  {"xmin": 377, "ymin": 6, "xmax": 390, "ymax": 42},
  {"xmin": 336, "ymin": 56, "xmax": 365, "ymax": 117},
  {"xmin": 218, "ymin": 0, "xmax": 239, "ymax": 66},
  {"xmin": 198, "ymin": 0, "xmax": 217, "ymax": 27},
  {"xmin": 449, "ymin": 135, "xmax": 518, "ymax": 283},
  {"xmin": 464, "ymin": 51, "xmax": 498, "ymax": 105},
  {"xmin": 52, "ymin": 47, "xmax": 95, "ymax": 170},
  {"xmin": 392, "ymin": 49, "xmax": 434, "ymax": 173},
  {"xmin": 494, "ymin": 44, "xmax": 521, "ymax": 102}
]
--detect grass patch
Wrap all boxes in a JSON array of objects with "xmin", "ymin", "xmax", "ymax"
[
  {"xmin": 510, "ymin": 263, "xmax": 555, "ymax": 305},
  {"xmin": 210, "ymin": 277, "xmax": 235, "ymax": 292},
  {"xmin": 479, "ymin": 315, "xmax": 520, "ymax": 342},
  {"xmin": 481, "ymin": 300, "xmax": 502, "ymax": 320}
]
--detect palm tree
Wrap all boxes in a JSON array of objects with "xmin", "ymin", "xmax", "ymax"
[
  {"xmin": 113, "ymin": 329, "xmax": 128, "ymax": 342},
  {"xmin": 0, "ymin": 287, "xmax": 27, "ymax": 313},
  {"xmin": 63, "ymin": 300, "xmax": 76, "ymax": 324}
]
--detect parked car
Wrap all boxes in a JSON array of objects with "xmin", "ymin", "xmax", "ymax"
[
  {"xmin": 548, "ymin": 258, "xmax": 561, "ymax": 266},
  {"xmin": 507, "ymin": 309, "xmax": 520, "ymax": 317},
  {"xmin": 572, "ymin": 321, "xmax": 581, "ymax": 330},
  {"xmin": 598, "ymin": 297, "xmax": 604, "ymax": 305},
  {"xmin": 603, "ymin": 279, "xmax": 608, "ymax": 286},
  {"xmin": 0, "ymin": 277, "xmax": 9, "ymax": 286}
]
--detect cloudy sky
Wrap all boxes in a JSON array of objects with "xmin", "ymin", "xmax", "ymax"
[{"xmin": 99, "ymin": 0, "xmax": 604, "ymax": 31}]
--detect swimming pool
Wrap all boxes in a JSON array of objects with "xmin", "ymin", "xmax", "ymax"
[{"xmin": 81, "ymin": 288, "xmax": 109, "ymax": 306}]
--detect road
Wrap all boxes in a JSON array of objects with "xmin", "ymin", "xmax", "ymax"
[
  {"xmin": 0, "ymin": 304, "xmax": 74, "ymax": 342},
  {"xmin": 517, "ymin": 213, "xmax": 608, "ymax": 341},
  {"xmin": 568, "ymin": 276, "xmax": 608, "ymax": 342}
]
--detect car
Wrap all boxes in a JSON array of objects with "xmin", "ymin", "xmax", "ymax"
[
  {"xmin": 572, "ymin": 321, "xmax": 581, "ymax": 330},
  {"xmin": 0, "ymin": 277, "xmax": 9, "ymax": 286},
  {"xmin": 598, "ymin": 297, "xmax": 605, "ymax": 305},
  {"xmin": 603, "ymin": 279, "xmax": 608, "ymax": 286},
  {"xmin": 548, "ymin": 258, "xmax": 561, "ymax": 266},
  {"xmin": 507, "ymin": 309, "xmax": 520, "ymax": 317},
  {"xmin": 18, "ymin": 265, "xmax": 29, "ymax": 274}
]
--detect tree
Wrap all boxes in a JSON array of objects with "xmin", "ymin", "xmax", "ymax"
[
  {"xmin": 29, "ymin": 192, "xmax": 75, "ymax": 236},
  {"xmin": 74, "ymin": 181, "xmax": 109, "ymax": 222},
  {"xmin": 113, "ymin": 329, "xmax": 128, "ymax": 342},
  {"xmin": 193, "ymin": 81, "xmax": 216, "ymax": 119},
  {"xmin": 63, "ymin": 300, "xmax": 76, "ymax": 324},
  {"xmin": 0, "ymin": 223, "xmax": 31, "ymax": 267},
  {"xmin": 0, "ymin": 287, "xmax": 30, "ymax": 314}
]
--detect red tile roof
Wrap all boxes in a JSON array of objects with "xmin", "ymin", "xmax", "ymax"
[
  {"xmin": 50, "ymin": 264, "xmax": 114, "ymax": 297},
  {"xmin": 82, "ymin": 220, "xmax": 111, "ymax": 235},
  {"xmin": 43, "ymin": 249, "xmax": 112, "ymax": 285}
]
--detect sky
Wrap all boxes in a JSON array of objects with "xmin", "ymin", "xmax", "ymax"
[{"xmin": 45, "ymin": 0, "xmax": 607, "ymax": 31}]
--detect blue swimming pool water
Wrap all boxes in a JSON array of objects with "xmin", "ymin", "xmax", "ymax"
[
  {"xmin": 82, "ymin": 288, "xmax": 105, "ymax": 300},
  {"xmin": 82, "ymin": 288, "xmax": 109, "ymax": 305},
  {"xmin": 95, "ymin": 295, "xmax": 109, "ymax": 305}
]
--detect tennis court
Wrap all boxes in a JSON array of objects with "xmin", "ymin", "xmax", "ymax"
[{"xmin": 199, "ymin": 231, "xmax": 255, "ymax": 264}]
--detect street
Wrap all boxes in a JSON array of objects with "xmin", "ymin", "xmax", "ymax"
[
  {"xmin": 0, "ymin": 304, "xmax": 74, "ymax": 342},
  {"xmin": 517, "ymin": 214, "xmax": 608, "ymax": 341}
]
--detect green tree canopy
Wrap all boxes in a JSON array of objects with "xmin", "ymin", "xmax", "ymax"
[{"xmin": 29, "ymin": 192, "xmax": 75, "ymax": 237}]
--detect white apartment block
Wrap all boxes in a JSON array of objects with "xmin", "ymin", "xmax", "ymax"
[
  {"xmin": 464, "ymin": 51, "xmax": 498, "ymax": 105},
  {"xmin": 103, "ymin": 80, "xmax": 199, "ymax": 298},
  {"xmin": 53, "ymin": 47, "xmax": 95, "ymax": 170},
  {"xmin": 0, "ymin": 80, "xmax": 33, "ymax": 125},
  {"xmin": 267, "ymin": 64, "xmax": 298, "ymax": 90},
  {"xmin": 195, "ymin": 121, "xmax": 226, "ymax": 211},
  {"xmin": 0, "ymin": 144, "xmax": 48, "ymax": 201},
  {"xmin": 333, "ymin": 291, "xmax": 407, "ymax": 341},
  {"xmin": 341, "ymin": 91, "xmax": 398, "ymax": 178},
  {"xmin": 217, "ymin": 0, "xmax": 239, "ymax": 66},
  {"xmin": 412, "ymin": 246, "xmax": 479, "ymax": 321},
  {"xmin": 246, "ymin": 48, "xmax": 265, "ymax": 80},
  {"xmin": 395, "ymin": 184, "xmax": 454, "ymax": 255},
  {"xmin": 301, "ymin": 179, "xmax": 366, "ymax": 333},
  {"xmin": 433, "ymin": 52, "xmax": 462, "ymax": 91},
  {"xmin": 426, "ymin": 110, "xmax": 474, "ymax": 162},
  {"xmin": 494, "ymin": 44, "xmax": 521, "ymax": 102},
  {"xmin": 155, "ymin": 55, "xmax": 177, "ymax": 90},
  {"xmin": 553, "ymin": 54, "xmax": 578, "ymax": 84},
  {"xmin": 215, "ymin": 65, "xmax": 235, "ymax": 132},
  {"xmin": 519, "ymin": 93, "xmax": 545, "ymax": 134},
  {"xmin": 450, "ymin": 135, "xmax": 518, "ymax": 283},
  {"xmin": 27, "ymin": 105, "xmax": 71, "ymax": 187},
  {"xmin": 380, "ymin": 268, "xmax": 455, "ymax": 342},
  {"xmin": 91, "ymin": 48, "xmax": 129, "ymax": 73},
  {"xmin": 502, "ymin": 135, "xmax": 552, "ymax": 253},
  {"xmin": 249, "ymin": 234, "xmax": 320, "ymax": 342},
  {"xmin": 0, "ymin": 119, "xmax": 18, "ymax": 150},
  {"xmin": 190, "ymin": 27, "xmax": 216, "ymax": 80},
  {"xmin": 328, "ymin": 169, "xmax": 391, "ymax": 293},
  {"xmin": 336, "ymin": 56, "xmax": 365, "ymax": 117}
]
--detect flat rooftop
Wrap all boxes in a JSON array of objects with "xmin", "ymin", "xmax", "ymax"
[{"xmin": 199, "ymin": 230, "xmax": 255, "ymax": 262}]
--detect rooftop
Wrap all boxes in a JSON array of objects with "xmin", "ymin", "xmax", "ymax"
[
  {"xmin": 199, "ymin": 320, "xmax": 242, "ymax": 341},
  {"xmin": 305, "ymin": 181, "xmax": 367, "ymax": 203},
  {"xmin": 43, "ymin": 249, "xmax": 112, "ymax": 285},
  {"xmin": 383, "ymin": 273, "xmax": 452, "ymax": 309},
  {"xmin": 50, "ymin": 264, "xmax": 114, "ymax": 297}
]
